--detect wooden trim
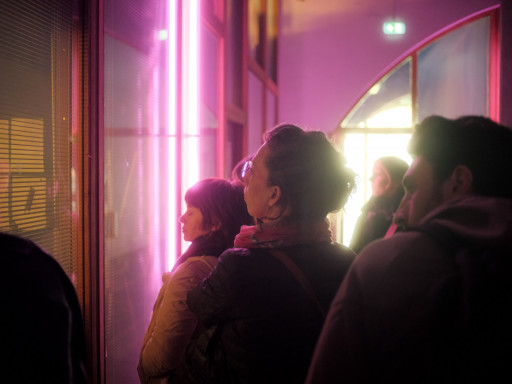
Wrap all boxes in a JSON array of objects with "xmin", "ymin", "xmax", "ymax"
[
  {"xmin": 226, "ymin": 103, "xmax": 247, "ymax": 124},
  {"xmin": 411, "ymin": 53, "xmax": 418, "ymax": 125},
  {"xmin": 248, "ymin": 57, "xmax": 267, "ymax": 79},
  {"xmin": 217, "ymin": 22, "xmax": 226, "ymax": 176},
  {"xmin": 86, "ymin": 0, "xmax": 105, "ymax": 382},
  {"xmin": 201, "ymin": 6, "xmax": 224, "ymax": 34},
  {"xmin": 241, "ymin": 0, "xmax": 249, "ymax": 155}
]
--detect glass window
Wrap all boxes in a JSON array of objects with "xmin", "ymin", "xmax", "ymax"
[
  {"xmin": 200, "ymin": 24, "xmax": 220, "ymax": 178},
  {"xmin": 225, "ymin": 121, "xmax": 244, "ymax": 177},
  {"xmin": 103, "ymin": 0, "xmax": 168, "ymax": 381},
  {"xmin": 417, "ymin": 16, "xmax": 490, "ymax": 121},
  {"xmin": 266, "ymin": 89, "xmax": 277, "ymax": 132},
  {"xmin": 248, "ymin": 71, "xmax": 264, "ymax": 154},
  {"xmin": 342, "ymin": 58, "xmax": 412, "ymax": 129},
  {"xmin": 266, "ymin": 0, "xmax": 279, "ymax": 82},
  {"xmin": 338, "ymin": 12, "xmax": 495, "ymax": 247},
  {"xmin": 0, "ymin": 0, "xmax": 82, "ymax": 288},
  {"xmin": 226, "ymin": 0, "xmax": 243, "ymax": 106},
  {"xmin": 248, "ymin": 0, "xmax": 264, "ymax": 66}
]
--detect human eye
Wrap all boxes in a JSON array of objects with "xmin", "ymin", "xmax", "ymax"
[{"xmin": 404, "ymin": 183, "xmax": 415, "ymax": 194}]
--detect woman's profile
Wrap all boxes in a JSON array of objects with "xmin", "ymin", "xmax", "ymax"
[
  {"xmin": 137, "ymin": 178, "xmax": 253, "ymax": 383},
  {"xmin": 349, "ymin": 156, "xmax": 408, "ymax": 253}
]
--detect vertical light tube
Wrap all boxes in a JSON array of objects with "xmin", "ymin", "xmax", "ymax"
[
  {"xmin": 182, "ymin": 0, "xmax": 200, "ymax": 180},
  {"xmin": 151, "ymin": 66, "xmax": 161, "ymax": 271},
  {"xmin": 167, "ymin": 0, "xmax": 177, "ymax": 270},
  {"xmin": 180, "ymin": 0, "xmax": 200, "ymax": 255}
]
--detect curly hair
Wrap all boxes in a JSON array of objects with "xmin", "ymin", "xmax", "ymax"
[{"xmin": 263, "ymin": 124, "xmax": 356, "ymax": 221}]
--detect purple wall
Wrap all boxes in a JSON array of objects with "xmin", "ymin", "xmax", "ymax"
[{"xmin": 278, "ymin": 0, "xmax": 504, "ymax": 132}]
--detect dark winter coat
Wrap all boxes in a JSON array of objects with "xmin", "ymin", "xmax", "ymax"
[
  {"xmin": 0, "ymin": 233, "xmax": 88, "ymax": 384},
  {"xmin": 307, "ymin": 196, "xmax": 512, "ymax": 383},
  {"xmin": 173, "ymin": 242, "xmax": 355, "ymax": 384},
  {"xmin": 349, "ymin": 192, "xmax": 403, "ymax": 254}
]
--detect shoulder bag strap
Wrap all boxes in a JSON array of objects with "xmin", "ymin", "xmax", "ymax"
[{"xmin": 267, "ymin": 249, "xmax": 326, "ymax": 319}]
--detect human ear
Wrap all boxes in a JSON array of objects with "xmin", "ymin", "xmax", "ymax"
[
  {"xmin": 447, "ymin": 164, "xmax": 473, "ymax": 197},
  {"xmin": 268, "ymin": 185, "xmax": 282, "ymax": 207}
]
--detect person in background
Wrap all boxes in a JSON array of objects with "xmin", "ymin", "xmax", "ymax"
[
  {"xmin": 137, "ymin": 178, "xmax": 253, "ymax": 383},
  {"xmin": 306, "ymin": 115, "xmax": 512, "ymax": 383},
  {"xmin": 349, "ymin": 156, "xmax": 408, "ymax": 253},
  {"xmin": 173, "ymin": 123, "xmax": 356, "ymax": 383},
  {"xmin": 0, "ymin": 233, "xmax": 88, "ymax": 383}
]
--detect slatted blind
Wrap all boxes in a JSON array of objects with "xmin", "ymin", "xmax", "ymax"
[{"xmin": 0, "ymin": 0, "xmax": 82, "ymax": 296}]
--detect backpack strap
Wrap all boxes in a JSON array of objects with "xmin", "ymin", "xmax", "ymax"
[{"xmin": 267, "ymin": 249, "xmax": 326, "ymax": 318}]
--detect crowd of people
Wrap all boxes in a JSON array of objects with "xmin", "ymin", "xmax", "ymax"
[{"xmin": 3, "ymin": 115, "xmax": 512, "ymax": 383}]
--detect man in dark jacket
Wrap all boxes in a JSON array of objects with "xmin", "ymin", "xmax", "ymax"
[
  {"xmin": 306, "ymin": 115, "xmax": 512, "ymax": 383},
  {"xmin": 0, "ymin": 232, "xmax": 88, "ymax": 383}
]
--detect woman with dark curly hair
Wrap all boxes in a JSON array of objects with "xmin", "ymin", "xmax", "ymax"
[
  {"xmin": 137, "ymin": 178, "xmax": 253, "ymax": 384},
  {"xmin": 173, "ymin": 124, "xmax": 357, "ymax": 384}
]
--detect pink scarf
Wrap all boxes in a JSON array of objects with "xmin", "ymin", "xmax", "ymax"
[{"xmin": 234, "ymin": 220, "xmax": 332, "ymax": 249}]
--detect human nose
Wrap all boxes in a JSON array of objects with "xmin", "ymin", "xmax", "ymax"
[{"xmin": 178, "ymin": 213, "xmax": 185, "ymax": 223}]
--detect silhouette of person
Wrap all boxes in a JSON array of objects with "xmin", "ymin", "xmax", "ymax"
[
  {"xmin": 0, "ymin": 233, "xmax": 88, "ymax": 383},
  {"xmin": 306, "ymin": 115, "xmax": 512, "ymax": 384},
  {"xmin": 349, "ymin": 156, "xmax": 408, "ymax": 253}
]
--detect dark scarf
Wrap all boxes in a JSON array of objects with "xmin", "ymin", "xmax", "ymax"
[
  {"xmin": 234, "ymin": 219, "xmax": 332, "ymax": 249},
  {"xmin": 173, "ymin": 231, "xmax": 228, "ymax": 270}
]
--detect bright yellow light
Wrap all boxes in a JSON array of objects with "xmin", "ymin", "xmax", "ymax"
[
  {"xmin": 341, "ymin": 133, "xmax": 411, "ymax": 246},
  {"xmin": 366, "ymin": 106, "xmax": 412, "ymax": 128}
]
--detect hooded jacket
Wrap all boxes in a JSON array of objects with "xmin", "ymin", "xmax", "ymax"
[{"xmin": 306, "ymin": 196, "xmax": 512, "ymax": 384}]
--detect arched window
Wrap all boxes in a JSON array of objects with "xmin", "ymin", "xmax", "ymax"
[{"xmin": 335, "ymin": 6, "xmax": 500, "ymax": 246}]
